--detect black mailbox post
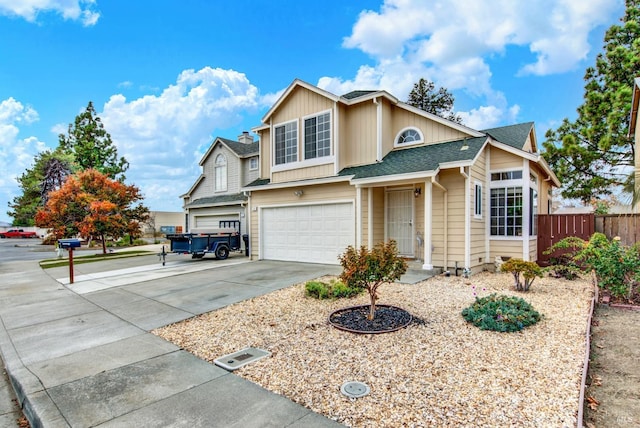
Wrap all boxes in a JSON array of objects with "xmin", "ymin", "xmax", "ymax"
[{"xmin": 58, "ymin": 239, "xmax": 81, "ymax": 284}]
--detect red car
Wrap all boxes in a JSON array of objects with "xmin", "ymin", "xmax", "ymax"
[{"xmin": 0, "ymin": 229, "xmax": 38, "ymax": 239}]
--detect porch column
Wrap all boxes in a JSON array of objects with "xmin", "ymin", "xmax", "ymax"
[
  {"xmin": 356, "ymin": 186, "xmax": 362, "ymax": 247},
  {"xmin": 422, "ymin": 180, "xmax": 433, "ymax": 270},
  {"xmin": 368, "ymin": 187, "xmax": 373, "ymax": 249}
]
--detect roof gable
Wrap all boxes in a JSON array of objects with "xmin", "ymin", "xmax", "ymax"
[
  {"xmin": 199, "ymin": 136, "xmax": 259, "ymax": 166},
  {"xmin": 483, "ymin": 122, "xmax": 535, "ymax": 151}
]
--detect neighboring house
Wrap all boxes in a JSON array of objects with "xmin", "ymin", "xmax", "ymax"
[
  {"xmin": 243, "ymin": 79, "xmax": 560, "ymax": 272},
  {"xmin": 181, "ymin": 132, "xmax": 259, "ymax": 239},
  {"xmin": 630, "ymin": 77, "xmax": 640, "ymax": 213},
  {"xmin": 142, "ymin": 211, "xmax": 184, "ymax": 236}
]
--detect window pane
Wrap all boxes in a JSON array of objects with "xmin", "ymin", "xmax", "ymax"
[{"xmin": 304, "ymin": 113, "xmax": 330, "ymax": 159}]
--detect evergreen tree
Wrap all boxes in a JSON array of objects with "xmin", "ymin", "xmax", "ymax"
[
  {"xmin": 542, "ymin": 0, "xmax": 640, "ymax": 203},
  {"xmin": 59, "ymin": 101, "xmax": 129, "ymax": 180},
  {"xmin": 407, "ymin": 78, "xmax": 463, "ymax": 124},
  {"xmin": 7, "ymin": 149, "xmax": 74, "ymax": 226}
]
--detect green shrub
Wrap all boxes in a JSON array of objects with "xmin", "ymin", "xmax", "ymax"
[
  {"xmin": 546, "ymin": 233, "xmax": 640, "ymax": 299},
  {"xmin": 339, "ymin": 240, "xmax": 408, "ymax": 320},
  {"xmin": 500, "ymin": 258, "xmax": 543, "ymax": 291},
  {"xmin": 462, "ymin": 294, "xmax": 541, "ymax": 332},
  {"xmin": 305, "ymin": 279, "xmax": 361, "ymax": 300}
]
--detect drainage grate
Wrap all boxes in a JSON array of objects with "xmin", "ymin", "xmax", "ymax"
[
  {"xmin": 340, "ymin": 381, "xmax": 370, "ymax": 398},
  {"xmin": 214, "ymin": 347, "xmax": 271, "ymax": 371}
]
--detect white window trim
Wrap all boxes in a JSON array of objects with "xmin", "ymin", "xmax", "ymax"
[
  {"xmin": 214, "ymin": 154, "xmax": 227, "ymax": 193},
  {"xmin": 272, "ymin": 118, "xmax": 299, "ymax": 167},
  {"xmin": 489, "ymin": 169, "xmax": 524, "ymax": 240},
  {"xmin": 249, "ymin": 157, "xmax": 258, "ymax": 171},
  {"xmin": 474, "ymin": 181, "xmax": 483, "ymax": 219},
  {"xmin": 302, "ymin": 109, "xmax": 332, "ymax": 161},
  {"xmin": 394, "ymin": 126, "xmax": 424, "ymax": 148}
]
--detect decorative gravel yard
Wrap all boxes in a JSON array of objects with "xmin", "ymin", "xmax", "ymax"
[{"xmin": 154, "ymin": 272, "xmax": 593, "ymax": 427}]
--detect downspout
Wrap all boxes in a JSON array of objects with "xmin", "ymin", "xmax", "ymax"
[
  {"xmin": 373, "ymin": 97, "xmax": 382, "ymax": 161},
  {"xmin": 243, "ymin": 191, "xmax": 251, "ymax": 259},
  {"xmin": 334, "ymin": 101, "xmax": 340, "ymax": 175},
  {"xmin": 356, "ymin": 186, "xmax": 362, "ymax": 247},
  {"xmin": 460, "ymin": 166, "xmax": 470, "ymax": 271},
  {"xmin": 432, "ymin": 177, "xmax": 448, "ymax": 272}
]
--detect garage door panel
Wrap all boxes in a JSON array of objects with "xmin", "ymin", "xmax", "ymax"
[{"xmin": 262, "ymin": 203, "xmax": 354, "ymax": 264}]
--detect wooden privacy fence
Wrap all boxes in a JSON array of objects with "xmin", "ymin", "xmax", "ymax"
[
  {"xmin": 595, "ymin": 214, "xmax": 640, "ymax": 246},
  {"xmin": 537, "ymin": 214, "xmax": 594, "ymax": 266},
  {"xmin": 537, "ymin": 213, "xmax": 640, "ymax": 265}
]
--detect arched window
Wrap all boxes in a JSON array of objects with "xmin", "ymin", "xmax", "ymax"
[
  {"xmin": 215, "ymin": 154, "xmax": 227, "ymax": 192},
  {"xmin": 395, "ymin": 128, "xmax": 423, "ymax": 146}
]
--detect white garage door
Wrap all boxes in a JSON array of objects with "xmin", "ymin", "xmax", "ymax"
[{"xmin": 261, "ymin": 203, "xmax": 354, "ymax": 264}]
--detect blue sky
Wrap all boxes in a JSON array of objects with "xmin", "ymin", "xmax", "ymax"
[{"xmin": 0, "ymin": 0, "xmax": 625, "ymax": 224}]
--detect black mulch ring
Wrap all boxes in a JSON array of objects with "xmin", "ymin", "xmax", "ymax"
[{"xmin": 329, "ymin": 304, "xmax": 416, "ymax": 334}]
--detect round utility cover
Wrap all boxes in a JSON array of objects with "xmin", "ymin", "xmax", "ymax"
[{"xmin": 340, "ymin": 381, "xmax": 370, "ymax": 398}]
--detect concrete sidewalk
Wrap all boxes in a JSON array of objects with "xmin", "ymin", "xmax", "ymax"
[{"xmin": 0, "ymin": 251, "xmax": 344, "ymax": 427}]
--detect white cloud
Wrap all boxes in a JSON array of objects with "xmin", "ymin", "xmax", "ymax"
[
  {"xmin": 0, "ymin": 98, "xmax": 47, "ymax": 222},
  {"xmin": 100, "ymin": 67, "xmax": 262, "ymax": 212},
  {"xmin": 331, "ymin": 0, "xmax": 621, "ymax": 129},
  {"xmin": 0, "ymin": 0, "xmax": 101, "ymax": 26}
]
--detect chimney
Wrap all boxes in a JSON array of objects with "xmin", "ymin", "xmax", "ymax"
[{"xmin": 238, "ymin": 131, "xmax": 253, "ymax": 144}]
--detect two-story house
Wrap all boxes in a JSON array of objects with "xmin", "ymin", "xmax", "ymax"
[
  {"xmin": 181, "ymin": 132, "xmax": 259, "ymax": 244},
  {"xmin": 243, "ymin": 79, "xmax": 560, "ymax": 272}
]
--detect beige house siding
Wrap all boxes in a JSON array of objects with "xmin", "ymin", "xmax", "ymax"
[
  {"xmin": 248, "ymin": 182, "xmax": 356, "ymax": 259},
  {"xmin": 470, "ymin": 151, "xmax": 488, "ymax": 268},
  {"xmin": 380, "ymin": 99, "xmax": 394, "ymax": 156},
  {"xmin": 259, "ymin": 128, "xmax": 271, "ymax": 176},
  {"xmin": 490, "ymin": 240, "xmax": 523, "ymax": 261},
  {"xmin": 342, "ymin": 102, "xmax": 378, "ymax": 167},
  {"xmin": 271, "ymin": 163, "xmax": 334, "ymax": 183},
  {"xmin": 636, "ymin": 110, "xmax": 640, "ymax": 213},
  {"xmin": 522, "ymin": 131, "xmax": 534, "ymax": 152},
  {"xmin": 391, "ymin": 106, "xmax": 469, "ymax": 146},
  {"xmin": 431, "ymin": 170, "xmax": 466, "ymax": 269},
  {"xmin": 529, "ymin": 238, "xmax": 537, "ymax": 261},
  {"xmin": 490, "ymin": 147, "xmax": 523, "ymax": 170},
  {"xmin": 271, "ymin": 86, "xmax": 334, "ymax": 125}
]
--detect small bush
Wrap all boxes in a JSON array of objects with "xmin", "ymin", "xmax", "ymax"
[
  {"xmin": 305, "ymin": 279, "xmax": 361, "ymax": 300},
  {"xmin": 500, "ymin": 258, "xmax": 543, "ymax": 291},
  {"xmin": 462, "ymin": 294, "xmax": 541, "ymax": 332},
  {"xmin": 339, "ymin": 240, "xmax": 408, "ymax": 320}
]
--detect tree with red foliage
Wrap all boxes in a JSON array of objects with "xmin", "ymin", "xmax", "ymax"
[{"xmin": 35, "ymin": 169, "xmax": 149, "ymax": 254}]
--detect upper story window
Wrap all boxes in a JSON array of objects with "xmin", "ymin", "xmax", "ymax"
[
  {"xmin": 491, "ymin": 170, "xmax": 523, "ymax": 181},
  {"xmin": 249, "ymin": 157, "xmax": 258, "ymax": 170},
  {"xmin": 274, "ymin": 121, "xmax": 297, "ymax": 165},
  {"xmin": 395, "ymin": 127, "xmax": 423, "ymax": 147},
  {"xmin": 304, "ymin": 111, "xmax": 331, "ymax": 160},
  {"xmin": 215, "ymin": 154, "xmax": 227, "ymax": 192}
]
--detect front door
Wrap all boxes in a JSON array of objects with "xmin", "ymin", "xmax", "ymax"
[{"xmin": 386, "ymin": 189, "xmax": 414, "ymax": 256}]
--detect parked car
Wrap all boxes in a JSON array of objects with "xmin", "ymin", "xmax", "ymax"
[{"xmin": 0, "ymin": 229, "xmax": 38, "ymax": 239}]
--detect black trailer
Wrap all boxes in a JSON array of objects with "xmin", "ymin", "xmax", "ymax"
[{"xmin": 165, "ymin": 220, "xmax": 242, "ymax": 260}]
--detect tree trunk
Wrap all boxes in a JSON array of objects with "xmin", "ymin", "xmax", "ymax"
[
  {"xmin": 368, "ymin": 293, "xmax": 376, "ymax": 320},
  {"xmin": 101, "ymin": 233, "xmax": 107, "ymax": 254}
]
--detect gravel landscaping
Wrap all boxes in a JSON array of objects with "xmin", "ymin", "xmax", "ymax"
[{"xmin": 154, "ymin": 271, "xmax": 594, "ymax": 427}]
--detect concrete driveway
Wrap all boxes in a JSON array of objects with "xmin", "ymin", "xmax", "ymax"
[{"xmin": 0, "ymin": 251, "xmax": 343, "ymax": 427}]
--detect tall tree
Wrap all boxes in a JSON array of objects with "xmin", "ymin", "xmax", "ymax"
[
  {"xmin": 35, "ymin": 169, "xmax": 149, "ymax": 254},
  {"xmin": 59, "ymin": 101, "xmax": 129, "ymax": 180},
  {"xmin": 407, "ymin": 78, "xmax": 463, "ymax": 124},
  {"xmin": 7, "ymin": 149, "xmax": 74, "ymax": 226},
  {"xmin": 542, "ymin": 0, "xmax": 640, "ymax": 203}
]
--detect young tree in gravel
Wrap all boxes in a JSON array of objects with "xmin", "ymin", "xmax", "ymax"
[
  {"xmin": 59, "ymin": 101, "xmax": 129, "ymax": 180},
  {"xmin": 338, "ymin": 240, "xmax": 408, "ymax": 320},
  {"xmin": 542, "ymin": 0, "xmax": 640, "ymax": 204},
  {"xmin": 407, "ymin": 78, "xmax": 463, "ymax": 124},
  {"xmin": 35, "ymin": 169, "xmax": 149, "ymax": 254},
  {"xmin": 7, "ymin": 148, "xmax": 74, "ymax": 226}
]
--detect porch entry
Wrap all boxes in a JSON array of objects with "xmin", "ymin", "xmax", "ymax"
[{"xmin": 386, "ymin": 189, "xmax": 414, "ymax": 257}]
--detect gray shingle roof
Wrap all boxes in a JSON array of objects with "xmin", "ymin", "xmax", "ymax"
[
  {"xmin": 185, "ymin": 193, "xmax": 247, "ymax": 208},
  {"xmin": 217, "ymin": 137, "xmax": 259, "ymax": 157},
  {"xmin": 482, "ymin": 122, "xmax": 533, "ymax": 150},
  {"xmin": 245, "ymin": 178, "xmax": 271, "ymax": 188},
  {"xmin": 341, "ymin": 90, "xmax": 378, "ymax": 100},
  {"xmin": 339, "ymin": 136, "xmax": 487, "ymax": 180}
]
